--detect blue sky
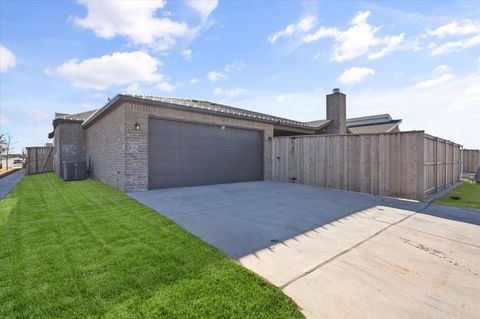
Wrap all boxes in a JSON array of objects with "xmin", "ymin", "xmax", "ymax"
[{"xmin": 1, "ymin": 0, "xmax": 479, "ymax": 153}]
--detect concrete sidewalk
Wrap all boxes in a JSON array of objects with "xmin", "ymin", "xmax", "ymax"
[
  {"xmin": 129, "ymin": 181, "xmax": 480, "ymax": 319},
  {"xmin": 0, "ymin": 169, "xmax": 25, "ymax": 201}
]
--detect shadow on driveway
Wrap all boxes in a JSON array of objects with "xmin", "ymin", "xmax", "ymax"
[{"xmin": 127, "ymin": 181, "xmax": 448, "ymax": 259}]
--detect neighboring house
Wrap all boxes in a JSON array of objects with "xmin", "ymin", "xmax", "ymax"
[
  {"xmin": 0, "ymin": 154, "xmax": 25, "ymax": 169},
  {"xmin": 346, "ymin": 114, "xmax": 402, "ymax": 134},
  {"xmin": 48, "ymin": 89, "xmax": 402, "ymax": 192}
]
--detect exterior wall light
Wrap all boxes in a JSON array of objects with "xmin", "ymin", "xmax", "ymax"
[{"xmin": 134, "ymin": 123, "xmax": 140, "ymax": 131}]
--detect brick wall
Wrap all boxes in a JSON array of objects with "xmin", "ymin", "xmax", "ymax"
[
  {"xmin": 53, "ymin": 128, "xmax": 61, "ymax": 176},
  {"xmin": 84, "ymin": 101, "xmax": 274, "ymax": 192},
  {"xmin": 123, "ymin": 102, "xmax": 274, "ymax": 192},
  {"xmin": 86, "ymin": 106, "xmax": 126, "ymax": 191},
  {"xmin": 53, "ymin": 121, "xmax": 86, "ymax": 179}
]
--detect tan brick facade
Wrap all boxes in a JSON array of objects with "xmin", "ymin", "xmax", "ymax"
[
  {"xmin": 84, "ymin": 101, "xmax": 274, "ymax": 192},
  {"xmin": 53, "ymin": 121, "xmax": 87, "ymax": 179},
  {"xmin": 86, "ymin": 105, "xmax": 126, "ymax": 191}
]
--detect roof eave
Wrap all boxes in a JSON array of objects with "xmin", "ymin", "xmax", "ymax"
[
  {"xmin": 314, "ymin": 120, "xmax": 333, "ymax": 130},
  {"xmin": 385, "ymin": 120, "xmax": 402, "ymax": 133},
  {"xmin": 82, "ymin": 94, "xmax": 320, "ymax": 131},
  {"xmin": 347, "ymin": 119, "xmax": 402, "ymax": 128},
  {"xmin": 82, "ymin": 95, "xmax": 121, "ymax": 128}
]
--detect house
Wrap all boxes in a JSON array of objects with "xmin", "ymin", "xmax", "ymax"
[
  {"xmin": 0, "ymin": 154, "xmax": 25, "ymax": 169},
  {"xmin": 48, "ymin": 89, "xmax": 402, "ymax": 192}
]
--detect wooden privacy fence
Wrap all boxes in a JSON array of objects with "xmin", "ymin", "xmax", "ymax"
[
  {"xmin": 273, "ymin": 131, "xmax": 462, "ymax": 201},
  {"xmin": 26, "ymin": 146, "xmax": 54, "ymax": 175},
  {"xmin": 462, "ymin": 149, "xmax": 480, "ymax": 173},
  {"xmin": 424, "ymin": 135, "xmax": 462, "ymax": 196}
]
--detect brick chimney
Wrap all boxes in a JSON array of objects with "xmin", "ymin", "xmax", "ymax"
[{"xmin": 325, "ymin": 88, "xmax": 346, "ymax": 134}]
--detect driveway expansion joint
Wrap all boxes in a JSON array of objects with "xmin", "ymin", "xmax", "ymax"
[{"xmin": 278, "ymin": 205, "xmax": 431, "ymax": 290}]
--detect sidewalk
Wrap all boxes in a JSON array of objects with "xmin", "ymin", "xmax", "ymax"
[{"xmin": 0, "ymin": 169, "xmax": 25, "ymax": 201}]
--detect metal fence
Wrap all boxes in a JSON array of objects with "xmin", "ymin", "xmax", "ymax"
[{"xmin": 26, "ymin": 146, "xmax": 54, "ymax": 175}]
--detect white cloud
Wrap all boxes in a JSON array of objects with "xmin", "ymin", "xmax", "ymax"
[
  {"xmin": 156, "ymin": 82, "xmax": 175, "ymax": 92},
  {"xmin": 224, "ymin": 60, "xmax": 246, "ymax": 72},
  {"xmin": 302, "ymin": 26, "xmax": 340, "ymax": 43},
  {"xmin": 337, "ymin": 67, "xmax": 375, "ymax": 85},
  {"xmin": 181, "ymin": 49, "xmax": 192, "ymax": 60},
  {"xmin": 465, "ymin": 81, "xmax": 480, "ymax": 95},
  {"xmin": 0, "ymin": 114, "xmax": 9, "ymax": 124},
  {"xmin": 50, "ymin": 51, "xmax": 165, "ymax": 90},
  {"xmin": 433, "ymin": 64, "xmax": 451, "ymax": 74},
  {"xmin": 207, "ymin": 70, "xmax": 226, "ymax": 81},
  {"xmin": 125, "ymin": 83, "xmax": 140, "ymax": 94},
  {"xmin": 276, "ymin": 95, "xmax": 286, "ymax": 103},
  {"xmin": 81, "ymin": 103, "xmax": 98, "ymax": 110},
  {"xmin": 425, "ymin": 18, "xmax": 480, "ymax": 56},
  {"xmin": 0, "ymin": 45, "xmax": 16, "ymax": 72},
  {"xmin": 427, "ymin": 20, "xmax": 480, "ymax": 38},
  {"xmin": 189, "ymin": 78, "xmax": 199, "ymax": 84},
  {"xmin": 225, "ymin": 72, "xmax": 480, "ymax": 148},
  {"xmin": 213, "ymin": 87, "xmax": 246, "ymax": 98},
  {"xmin": 207, "ymin": 60, "xmax": 246, "ymax": 82},
  {"xmin": 430, "ymin": 34, "xmax": 480, "ymax": 55},
  {"xmin": 73, "ymin": 0, "xmax": 193, "ymax": 50},
  {"xmin": 302, "ymin": 11, "xmax": 404, "ymax": 62},
  {"xmin": 349, "ymin": 74, "xmax": 480, "ymax": 148},
  {"xmin": 24, "ymin": 109, "xmax": 52, "ymax": 124},
  {"xmin": 368, "ymin": 33, "xmax": 404, "ymax": 60},
  {"xmin": 186, "ymin": 0, "xmax": 218, "ymax": 21},
  {"xmin": 414, "ymin": 73, "xmax": 454, "ymax": 89},
  {"xmin": 268, "ymin": 16, "xmax": 316, "ymax": 43}
]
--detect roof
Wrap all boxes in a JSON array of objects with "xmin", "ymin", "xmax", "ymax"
[
  {"xmin": 48, "ymin": 109, "xmax": 98, "ymax": 138},
  {"xmin": 50, "ymin": 94, "xmax": 401, "ymax": 136},
  {"xmin": 82, "ymin": 94, "xmax": 332, "ymax": 131},
  {"xmin": 348, "ymin": 122, "xmax": 401, "ymax": 134},
  {"xmin": 54, "ymin": 110, "xmax": 98, "ymax": 122},
  {"xmin": 305, "ymin": 119, "xmax": 333, "ymax": 128},
  {"xmin": 307, "ymin": 113, "xmax": 402, "ymax": 134},
  {"xmin": 347, "ymin": 114, "xmax": 394, "ymax": 126},
  {"xmin": 346, "ymin": 114, "xmax": 402, "ymax": 133}
]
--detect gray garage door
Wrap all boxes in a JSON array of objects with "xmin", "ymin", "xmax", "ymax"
[{"xmin": 148, "ymin": 118, "xmax": 264, "ymax": 189}]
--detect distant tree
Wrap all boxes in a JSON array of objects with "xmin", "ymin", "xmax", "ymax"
[
  {"xmin": 0, "ymin": 134, "xmax": 5, "ymax": 154},
  {"xmin": 0, "ymin": 133, "xmax": 14, "ymax": 170},
  {"xmin": 0, "ymin": 134, "xmax": 5, "ymax": 169}
]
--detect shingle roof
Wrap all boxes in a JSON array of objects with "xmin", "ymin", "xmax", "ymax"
[
  {"xmin": 52, "ymin": 95, "xmax": 402, "ymax": 136},
  {"xmin": 82, "ymin": 94, "xmax": 333, "ymax": 130},
  {"xmin": 346, "ymin": 114, "xmax": 394, "ymax": 127},
  {"xmin": 49, "ymin": 110, "xmax": 98, "ymax": 139},
  {"xmin": 307, "ymin": 114, "xmax": 402, "ymax": 134},
  {"xmin": 55, "ymin": 110, "xmax": 97, "ymax": 122},
  {"xmin": 348, "ymin": 122, "xmax": 401, "ymax": 134},
  {"xmin": 305, "ymin": 119, "xmax": 333, "ymax": 127}
]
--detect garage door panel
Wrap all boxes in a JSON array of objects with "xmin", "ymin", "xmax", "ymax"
[{"xmin": 148, "ymin": 118, "xmax": 263, "ymax": 189}]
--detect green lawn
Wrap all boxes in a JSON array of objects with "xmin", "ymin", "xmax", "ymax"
[
  {"xmin": 433, "ymin": 181, "xmax": 480, "ymax": 210},
  {"xmin": 0, "ymin": 173, "xmax": 302, "ymax": 319}
]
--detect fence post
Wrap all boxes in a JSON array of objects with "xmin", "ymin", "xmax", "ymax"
[
  {"xmin": 434, "ymin": 138, "xmax": 438, "ymax": 192},
  {"xmin": 444, "ymin": 140, "xmax": 447, "ymax": 188},
  {"xmin": 417, "ymin": 132, "xmax": 425, "ymax": 201}
]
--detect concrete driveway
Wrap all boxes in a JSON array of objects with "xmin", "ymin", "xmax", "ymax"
[{"xmin": 129, "ymin": 181, "xmax": 480, "ymax": 319}]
